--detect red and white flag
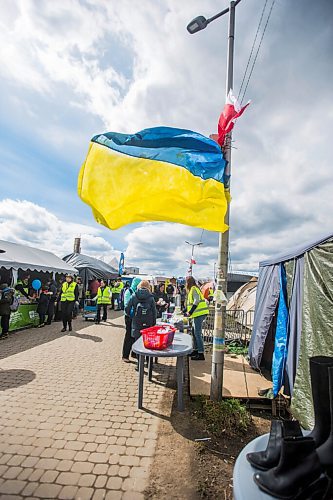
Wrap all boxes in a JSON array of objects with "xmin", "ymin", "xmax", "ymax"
[
  {"xmin": 217, "ymin": 90, "xmax": 250, "ymax": 147},
  {"xmin": 191, "ymin": 258, "xmax": 197, "ymax": 265}
]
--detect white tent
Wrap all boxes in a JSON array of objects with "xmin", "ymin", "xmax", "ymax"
[
  {"xmin": 0, "ymin": 240, "xmax": 77, "ymax": 278},
  {"xmin": 227, "ymin": 277, "xmax": 257, "ymax": 329}
]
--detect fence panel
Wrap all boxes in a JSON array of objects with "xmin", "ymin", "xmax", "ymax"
[{"xmin": 202, "ymin": 307, "xmax": 253, "ymax": 345}]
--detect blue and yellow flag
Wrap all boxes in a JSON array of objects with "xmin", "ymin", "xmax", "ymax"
[{"xmin": 78, "ymin": 127, "xmax": 228, "ymax": 232}]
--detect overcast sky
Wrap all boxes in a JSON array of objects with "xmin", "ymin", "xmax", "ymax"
[{"xmin": 0, "ymin": 0, "xmax": 332, "ymax": 277}]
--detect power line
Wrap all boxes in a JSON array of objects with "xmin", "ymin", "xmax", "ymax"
[
  {"xmin": 240, "ymin": 0, "xmax": 277, "ymax": 104},
  {"xmin": 237, "ymin": 0, "xmax": 269, "ymax": 101}
]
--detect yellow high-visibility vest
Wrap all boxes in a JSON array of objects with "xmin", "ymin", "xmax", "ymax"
[
  {"xmin": 187, "ymin": 286, "xmax": 209, "ymax": 318},
  {"xmin": 97, "ymin": 286, "xmax": 111, "ymax": 304},
  {"xmin": 61, "ymin": 282, "xmax": 77, "ymax": 302},
  {"xmin": 16, "ymin": 280, "xmax": 29, "ymax": 296},
  {"xmin": 113, "ymin": 282, "xmax": 124, "ymax": 294}
]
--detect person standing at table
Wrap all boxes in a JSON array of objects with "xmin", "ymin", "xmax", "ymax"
[
  {"xmin": 125, "ymin": 280, "xmax": 157, "ymax": 341},
  {"xmin": 15, "ymin": 274, "xmax": 32, "ymax": 300},
  {"xmin": 59, "ymin": 274, "xmax": 78, "ymax": 332},
  {"xmin": 36, "ymin": 284, "xmax": 50, "ymax": 328},
  {"xmin": 154, "ymin": 283, "xmax": 169, "ymax": 319},
  {"xmin": 45, "ymin": 279, "xmax": 58, "ymax": 325},
  {"xmin": 0, "ymin": 284, "xmax": 14, "ymax": 340},
  {"xmin": 122, "ymin": 277, "xmax": 141, "ymax": 363},
  {"xmin": 95, "ymin": 279, "xmax": 111, "ymax": 324},
  {"xmin": 185, "ymin": 276, "xmax": 209, "ymax": 361}
]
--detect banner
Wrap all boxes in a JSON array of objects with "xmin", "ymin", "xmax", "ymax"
[
  {"xmin": 119, "ymin": 253, "xmax": 125, "ymax": 276},
  {"xmin": 9, "ymin": 304, "xmax": 39, "ymax": 332}
]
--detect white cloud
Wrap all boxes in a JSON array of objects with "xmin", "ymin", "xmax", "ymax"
[
  {"xmin": 0, "ymin": 0, "xmax": 332, "ymax": 278},
  {"xmin": 0, "ymin": 199, "xmax": 118, "ymax": 260}
]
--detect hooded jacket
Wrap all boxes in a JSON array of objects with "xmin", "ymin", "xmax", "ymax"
[
  {"xmin": 125, "ymin": 287, "xmax": 157, "ymax": 339},
  {"xmin": 0, "ymin": 285, "xmax": 14, "ymax": 316},
  {"xmin": 124, "ymin": 278, "xmax": 141, "ymax": 311}
]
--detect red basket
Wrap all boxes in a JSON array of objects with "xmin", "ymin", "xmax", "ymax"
[{"xmin": 141, "ymin": 325, "xmax": 176, "ymax": 350}]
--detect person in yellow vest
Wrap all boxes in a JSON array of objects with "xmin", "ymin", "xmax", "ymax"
[
  {"xmin": 59, "ymin": 274, "xmax": 79, "ymax": 332},
  {"xmin": 185, "ymin": 276, "xmax": 209, "ymax": 361},
  {"xmin": 111, "ymin": 278, "xmax": 124, "ymax": 310},
  {"xmin": 208, "ymin": 287, "xmax": 215, "ymax": 303},
  {"xmin": 15, "ymin": 275, "xmax": 32, "ymax": 300},
  {"xmin": 95, "ymin": 279, "xmax": 112, "ymax": 324}
]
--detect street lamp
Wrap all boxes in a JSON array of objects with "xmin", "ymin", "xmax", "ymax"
[
  {"xmin": 185, "ymin": 241, "xmax": 202, "ymax": 276},
  {"xmin": 187, "ymin": 1, "xmax": 242, "ymax": 400}
]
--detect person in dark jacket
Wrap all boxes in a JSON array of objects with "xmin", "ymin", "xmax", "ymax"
[
  {"xmin": 125, "ymin": 280, "xmax": 157, "ymax": 341},
  {"xmin": 0, "ymin": 284, "xmax": 14, "ymax": 339},
  {"xmin": 46, "ymin": 279, "xmax": 58, "ymax": 325},
  {"xmin": 154, "ymin": 283, "xmax": 169, "ymax": 318},
  {"xmin": 36, "ymin": 285, "xmax": 50, "ymax": 327}
]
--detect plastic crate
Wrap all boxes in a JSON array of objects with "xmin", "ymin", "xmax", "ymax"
[{"xmin": 141, "ymin": 325, "xmax": 176, "ymax": 350}]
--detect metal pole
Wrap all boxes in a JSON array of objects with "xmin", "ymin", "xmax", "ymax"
[
  {"xmin": 190, "ymin": 245, "xmax": 194, "ymax": 276},
  {"xmin": 210, "ymin": 0, "xmax": 235, "ymax": 400}
]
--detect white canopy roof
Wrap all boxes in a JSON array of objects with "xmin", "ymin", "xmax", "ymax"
[{"xmin": 0, "ymin": 240, "xmax": 77, "ymax": 274}]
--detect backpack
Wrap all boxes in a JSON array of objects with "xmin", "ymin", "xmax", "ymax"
[
  {"xmin": 134, "ymin": 299, "xmax": 154, "ymax": 327},
  {"xmin": 10, "ymin": 295, "xmax": 20, "ymax": 312}
]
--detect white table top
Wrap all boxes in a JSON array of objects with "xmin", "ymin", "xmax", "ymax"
[{"xmin": 132, "ymin": 332, "xmax": 193, "ymax": 357}]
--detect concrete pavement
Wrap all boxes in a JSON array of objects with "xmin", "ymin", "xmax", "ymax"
[{"xmin": 0, "ymin": 312, "xmax": 175, "ymax": 499}]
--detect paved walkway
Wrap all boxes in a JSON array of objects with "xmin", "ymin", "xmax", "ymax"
[{"xmin": 0, "ymin": 312, "xmax": 175, "ymax": 499}]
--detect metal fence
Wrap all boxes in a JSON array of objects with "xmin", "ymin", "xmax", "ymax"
[{"xmin": 203, "ymin": 307, "xmax": 254, "ymax": 345}]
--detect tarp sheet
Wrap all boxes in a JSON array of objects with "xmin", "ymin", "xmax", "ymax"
[
  {"xmin": 272, "ymin": 264, "xmax": 289, "ymax": 396},
  {"xmin": 285, "ymin": 256, "xmax": 304, "ymax": 395},
  {"xmin": 63, "ymin": 253, "xmax": 118, "ymax": 284},
  {"xmin": 249, "ymin": 265, "xmax": 280, "ymax": 370},
  {"xmin": 0, "ymin": 240, "xmax": 77, "ymax": 274},
  {"xmin": 291, "ymin": 239, "xmax": 333, "ymax": 428}
]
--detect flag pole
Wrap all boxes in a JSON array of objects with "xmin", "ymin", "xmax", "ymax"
[{"xmin": 210, "ymin": 0, "xmax": 235, "ymax": 400}]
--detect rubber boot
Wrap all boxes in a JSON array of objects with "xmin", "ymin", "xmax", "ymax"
[
  {"xmin": 247, "ymin": 420, "xmax": 302, "ymax": 471},
  {"xmin": 253, "ymin": 436, "xmax": 328, "ymax": 499},
  {"xmin": 308, "ymin": 356, "xmax": 333, "ymax": 446},
  {"xmin": 317, "ymin": 366, "xmax": 333, "ymax": 479}
]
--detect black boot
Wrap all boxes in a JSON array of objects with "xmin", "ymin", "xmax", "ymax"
[
  {"xmin": 308, "ymin": 356, "xmax": 333, "ymax": 447},
  {"xmin": 253, "ymin": 436, "xmax": 328, "ymax": 499},
  {"xmin": 317, "ymin": 366, "xmax": 333, "ymax": 479},
  {"xmin": 191, "ymin": 353, "xmax": 205, "ymax": 361},
  {"xmin": 247, "ymin": 420, "xmax": 302, "ymax": 471}
]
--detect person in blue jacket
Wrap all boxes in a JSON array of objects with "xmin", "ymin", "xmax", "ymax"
[{"xmin": 122, "ymin": 277, "xmax": 141, "ymax": 362}]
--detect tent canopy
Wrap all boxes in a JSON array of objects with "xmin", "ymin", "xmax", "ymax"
[
  {"xmin": 63, "ymin": 253, "xmax": 118, "ymax": 283},
  {"xmin": 249, "ymin": 231, "xmax": 333, "ymax": 430},
  {"xmin": 259, "ymin": 232, "xmax": 333, "ymax": 267},
  {"xmin": 0, "ymin": 240, "xmax": 77, "ymax": 274}
]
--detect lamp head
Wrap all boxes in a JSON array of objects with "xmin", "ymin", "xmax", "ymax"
[{"xmin": 187, "ymin": 16, "xmax": 208, "ymax": 34}]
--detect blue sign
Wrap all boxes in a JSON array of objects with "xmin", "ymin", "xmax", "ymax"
[{"xmin": 119, "ymin": 253, "xmax": 125, "ymax": 276}]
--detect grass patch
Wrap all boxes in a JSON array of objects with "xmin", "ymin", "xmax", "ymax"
[
  {"xmin": 227, "ymin": 345, "xmax": 249, "ymax": 356},
  {"xmin": 191, "ymin": 396, "xmax": 252, "ymax": 437}
]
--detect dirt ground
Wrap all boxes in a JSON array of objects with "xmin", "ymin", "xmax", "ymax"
[{"xmin": 145, "ymin": 364, "xmax": 271, "ymax": 500}]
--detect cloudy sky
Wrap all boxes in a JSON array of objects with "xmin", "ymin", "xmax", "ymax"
[{"xmin": 0, "ymin": 0, "xmax": 332, "ymax": 277}]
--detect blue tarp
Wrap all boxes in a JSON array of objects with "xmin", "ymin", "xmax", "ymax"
[{"xmin": 272, "ymin": 264, "xmax": 289, "ymax": 396}]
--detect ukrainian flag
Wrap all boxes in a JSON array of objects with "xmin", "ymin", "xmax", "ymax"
[{"xmin": 78, "ymin": 127, "xmax": 228, "ymax": 232}]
